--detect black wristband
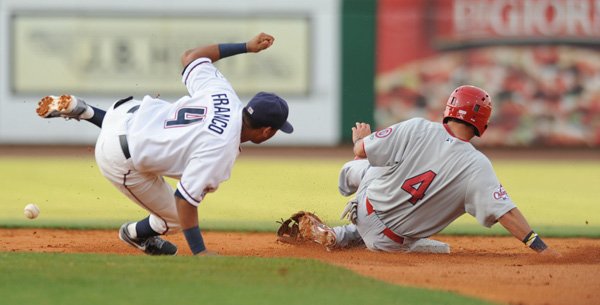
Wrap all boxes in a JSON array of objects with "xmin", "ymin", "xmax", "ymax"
[
  {"xmin": 522, "ymin": 230, "xmax": 535, "ymax": 244},
  {"xmin": 218, "ymin": 43, "xmax": 247, "ymax": 59},
  {"xmin": 522, "ymin": 230, "xmax": 548, "ymax": 253},
  {"xmin": 529, "ymin": 236, "xmax": 548, "ymax": 253},
  {"xmin": 183, "ymin": 226, "xmax": 206, "ymax": 255}
]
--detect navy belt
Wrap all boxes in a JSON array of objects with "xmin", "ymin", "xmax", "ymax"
[
  {"xmin": 114, "ymin": 96, "xmax": 138, "ymax": 160},
  {"xmin": 113, "ymin": 96, "xmax": 133, "ymax": 109},
  {"xmin": 119, "ymin": 135, "xmax": 131, "ymax": 159}
]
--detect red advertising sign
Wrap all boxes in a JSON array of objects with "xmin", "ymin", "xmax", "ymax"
[{"xmin": 377, "ymin": 0, "xmax": 600, "ymax": 147}]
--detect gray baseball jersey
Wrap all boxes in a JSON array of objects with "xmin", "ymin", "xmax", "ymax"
[{"xmin": 363, "ymin": 118, "xmax": 516, "ymax": 238}]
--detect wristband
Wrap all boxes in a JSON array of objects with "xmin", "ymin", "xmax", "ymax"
[
  {"xmin": 522, "ymin": 230, "xmax": 548, "ymax": 253},
  {"xmin": 183, "ymin": 226, "xmax": 206, "ymax": 255},
  {"xmin": 522, "ymin": 230, "xmax": 536, "ymax": 244},
  {"xmin": 218, "ymin": 43, "xmax": 247, "ymax": 59},
  {"xmin": 529, "ymin": 236, "xmax": 548, "ymax": 252}
]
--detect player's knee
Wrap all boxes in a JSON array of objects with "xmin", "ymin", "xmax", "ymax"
[
  {"xmin": 338, "ymin": 160, "xmax": 369, "ymax": 196},
  {"xmin": 149, "ymin": 216, "xmax": 170, "ymax": 235}
]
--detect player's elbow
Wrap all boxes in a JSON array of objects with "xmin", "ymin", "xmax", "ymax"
[
  {"xmin": 181, "ymin": 49, "xmax": 195, "ymax": 67},
  {"xmin": 353, "ymin": 140, "xmax": 367, "ymax": 159}
]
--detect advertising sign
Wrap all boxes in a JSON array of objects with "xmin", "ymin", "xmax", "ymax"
[
  {"xmin": 13, "ymin": 16, "xmax": 309, "ymax": 96},
  {"xmin": 377, "ymin": 0, "xmax": 600, "ymax": 146}
]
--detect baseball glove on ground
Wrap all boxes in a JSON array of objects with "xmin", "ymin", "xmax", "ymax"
[
  {"xmin": 276, "ymin": 211, "xmax": 306, "ymax": 244},
  {"xmin": 276, "ymin": 211, "xmax": 336, "ymax": 249}
]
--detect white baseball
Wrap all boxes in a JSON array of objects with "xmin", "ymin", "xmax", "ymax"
[{"xmin": 24, "ymin": 203, "xmax": 40, "ymax": 219}]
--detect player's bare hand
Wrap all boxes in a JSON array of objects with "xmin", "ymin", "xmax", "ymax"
[
  {"xmin": 352, "ymin": 122, "xmax": 372, "ymax": 144},
  {"xmin": 247, "ymin": 33, "xmax": 274, "ymax": 53}
]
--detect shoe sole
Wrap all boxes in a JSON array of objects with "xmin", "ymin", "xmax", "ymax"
[{"xmin": 36, "ymin": 95, "xmax": 73, "ymax": 118}]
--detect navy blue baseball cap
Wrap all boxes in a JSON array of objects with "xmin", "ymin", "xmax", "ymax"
[{"xmin": 244, "ymin": 92, "xmax": 294, "ymax": 133}]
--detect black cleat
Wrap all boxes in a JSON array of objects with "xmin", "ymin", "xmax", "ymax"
[{"xmin": 119, "ymin": 222, "xmax": 178, "ymax": 256}]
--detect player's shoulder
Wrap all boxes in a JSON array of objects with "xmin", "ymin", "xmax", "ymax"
[
  {"xmin": 399, "ymin": 117, "xmax": 441, "ymax": 137},
  {"xmin": 468, "ymin": 148, "xmax": 494, "ymax": 172},
  {"xmin": 376, "ymin": 118, "xmax": 437, "ymax": 141},
  {"xmin": 403, "ymin": 117, "xmax": 430, "ymax": 125},
  {"xmin": 182, "ymin": 57, "xmax": 214, "ymax": 75},
  {"xmin": 389, "ymin": 117, "xmax": 434, "ymax": 130}
]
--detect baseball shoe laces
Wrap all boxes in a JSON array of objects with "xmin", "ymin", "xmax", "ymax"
[
  {"xmin": 119, "ymin": 223, "xmax": 178, "ymax": 256},
  {"xmin": 36, "ymin": 95, "xmax": 89, "ymax": 120}
]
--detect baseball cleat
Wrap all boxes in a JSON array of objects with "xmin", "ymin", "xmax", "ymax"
[
  {"xmin": 119, "ymin": 222, "xmax": 178, "ymax": 256},
  {"xmin": 36, "ymin": 95, "xmax": 88, "ymax": 120},
  {"xmin": 407, "ymin": 238, "xmax": 450, "ymax": 254},
  {"xmin": 297, "ymin": 212, "xmax": 336, "ymax": 250}
]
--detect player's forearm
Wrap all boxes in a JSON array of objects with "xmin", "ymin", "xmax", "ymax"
[
  {"xmin": 353, "ymin": 139, "xmax": 366, "ymax": 158},
  {"xmin": 181, "ymin": 45, "xmax": 221, "ymax": 67},
  {"xmin": 175, "ymin": 196, "xmax": 207, "ymax": 254},
  {"xmin": 180, "ymin": 32, "xmax": 274, "ymax": 68},
  {"xmin": 176, "ymin": 196, "xmax": 199, "ymax": 229},
  {"xmin": 351, "ymin": 122, "xmax": 371, "ymax": 159},
  {"xmin": 498, "ymin": 208, "xmax": 531, "ymax": 241},
  {"xmin": 498, "ymin": 207, "xmax": 553, "ymax": 254}
]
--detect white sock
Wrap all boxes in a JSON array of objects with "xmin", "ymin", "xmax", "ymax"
[
  {"xmin": 127, "ymin": 223, "xmax": 138, "ymax": 239},
  {"xmin": 79, "ymin": 106, "xmax": 94, "ymax": 120}
]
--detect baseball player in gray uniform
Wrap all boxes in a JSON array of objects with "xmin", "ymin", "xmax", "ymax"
[
  {"xmin": 36, "ymin": 32, "xmax": 293, "ymax": 256},
  {"xmin": 295, "ymin": 85, "xmax": 558, "ymax": 256}
]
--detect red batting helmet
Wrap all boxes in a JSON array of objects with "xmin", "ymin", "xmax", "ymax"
[{"xmin": 443, "ymin": 85, "xmax": 492, "ymax": 137}]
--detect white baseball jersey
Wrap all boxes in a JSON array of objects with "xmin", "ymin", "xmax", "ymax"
[
  {"xmin": 363, "ymin": 118, "xmax": 516, "ymax": 238},
  {"xmin": 126, "ymin": 57, "xmax": 243, "ymax": 206}
]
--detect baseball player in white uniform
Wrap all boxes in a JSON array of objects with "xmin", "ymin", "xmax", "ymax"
[
  {"xmin": 36, "ymin": 32, "xmax": 293, "ymax": 256},
  {"xmin": 296, "ymin": 85, "xmax": 558, "ymax": 256}
]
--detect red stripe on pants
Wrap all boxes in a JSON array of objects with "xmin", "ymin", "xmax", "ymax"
[{"xmin": 365, "ymin": 198, "xmax": 404, "ymax": 244}]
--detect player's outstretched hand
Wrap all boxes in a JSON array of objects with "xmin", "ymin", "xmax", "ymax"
[
  {"xmin": 247, "ymin": 33, "xmax": 274, "ymax": 53},
  {"xmin": 352, "ymin": 122, "xmax": 372, "ymax": 144}
]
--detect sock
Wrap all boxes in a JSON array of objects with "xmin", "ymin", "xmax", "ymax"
[
  {"xmin": 84, "ymin": 106, "xmax": 106, "ymax": 128},
  {"xmin": 127, "ymin": 223, "xmax": 137, "ymax": 239},
  {"xmin": 135, "ymin": 216, "xmax": 160, "ymax": 239},
  {"xmin": 79, "ymin": 106, "xmax": 94, "ymax": 120}
]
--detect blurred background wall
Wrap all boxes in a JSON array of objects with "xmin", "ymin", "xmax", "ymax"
[
  {"xmin": 375, "ymin": 0, "xmax": 600, "ymax": 148},
  {"xmin": 0, "ymin": 0, "xmax": 341, "ymax": 145},
  {"xmin": 1, "ymin": 0, "xmax": 599, "ymax": 148}
]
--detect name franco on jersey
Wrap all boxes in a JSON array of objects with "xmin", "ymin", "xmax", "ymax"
[{"xmin": 209, "ymin": 93, "xmax": 231, "ymax": 135}]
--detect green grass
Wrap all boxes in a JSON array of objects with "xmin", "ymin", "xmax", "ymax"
[
  {"xmin": 0, "ymin": 252, "xmax": 496, "ymax": 305},
  {"xmin": 443, "ymin": 160, "xmax": 600, "ymax": 237},
  {"xmin": 0, "ymin": 156, "xmax": 599, "ymax": 236},
  {"xmin": 1, "ymin": 155, "xmax": 596, "ymax": 305}
]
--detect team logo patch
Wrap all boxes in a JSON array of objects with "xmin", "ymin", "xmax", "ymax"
[
  {"xmin": 375, "ymin": 127, "xmax": 393, "ymax": 139},
  {"xmin": 492, "ymin": 184, "xmax": 510, "ymax": 200}
]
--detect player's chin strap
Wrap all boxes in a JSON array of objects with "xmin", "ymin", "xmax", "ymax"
[{"xmin": 522, "ymin": 230, "xmax": 548, "ymax": 253}]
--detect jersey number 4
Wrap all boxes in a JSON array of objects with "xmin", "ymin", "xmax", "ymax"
[
  {"xmin": 401, "ymin": 170, "xmax": 437, "ymax": 205},
  {"xmin": 165, "ymin": 107, "xmax": 207, "ymax": 128}
]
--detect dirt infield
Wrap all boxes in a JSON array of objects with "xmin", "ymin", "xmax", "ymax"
[{"xmin": 1, "ymin": 229, "xmax": 599, "ymax": 305}]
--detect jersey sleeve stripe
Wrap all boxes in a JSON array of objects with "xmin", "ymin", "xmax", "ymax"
[
  {"xmin": 182, "ymin": 58, "xmax": 211, "ymax": 86},
  {"xmin": 177, "ymin": 181, "xmax": 201, "ymax": 206}
]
